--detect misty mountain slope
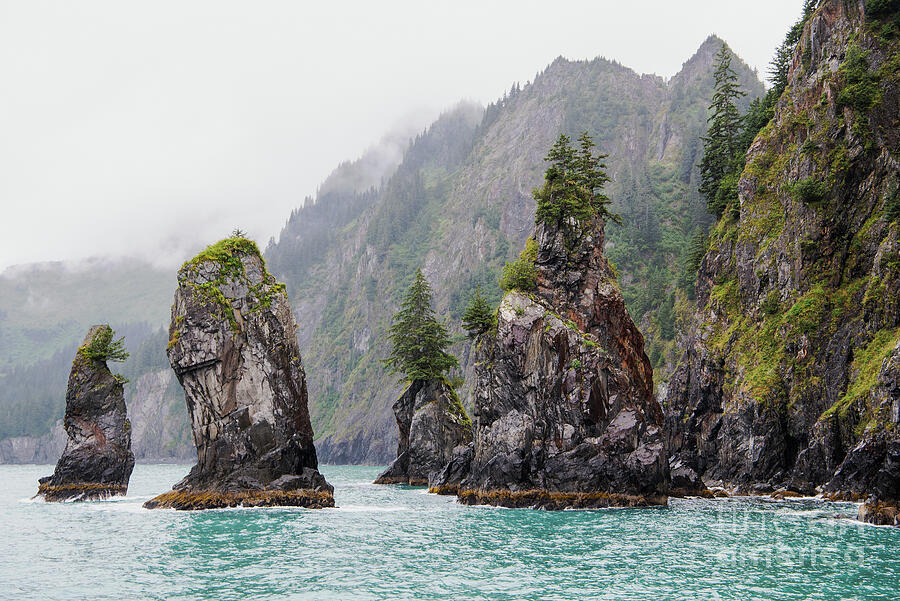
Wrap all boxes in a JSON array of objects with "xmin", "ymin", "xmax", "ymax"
[
  {"xmin": 267, "ymin": 37, "xmax": 763, "ymax": 463},
  {"xmin": 266, "ymin": 126, "xmax": 419, "ymax": 300},
  {"xmin": 0, "ymin": 259, "xmax": 173, "ymax": 368}
]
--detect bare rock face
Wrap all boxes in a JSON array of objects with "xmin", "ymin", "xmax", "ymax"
[
  {"xmin": 37, "ymin": 325, "xmax": 135, "ymax": 501},
  {"xmin": 374, "ymin": 378, "xmax": 472, "ymax": 486},
  {"xmin": 144, "ymin": 238, "xmax": 333, "ymax": 510},
  {"xmin": 668, "ymin": 457, "xmax": 712, "ymax": 498},
  {"xmin": 433, "ymin": 217, "xmax": 668, "ymax": 508}
]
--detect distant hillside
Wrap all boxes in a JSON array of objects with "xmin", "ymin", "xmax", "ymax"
[{"xmin": 0, "ymin": 259, "xmax": 173, "ymax": 369}]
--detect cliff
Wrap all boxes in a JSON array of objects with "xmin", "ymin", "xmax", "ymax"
[
  {"xmin": 144, "ymin": 237, "xmax": 333, "ymax": 510},
  {"xmin": 37, "ymin": 325, "xmax": 135, "ymax": 501},
  {"xmin": 374, "ymin": 378, "xmax": 472, "ymax": 485},
  {"xmin": 432, "ymin": 217, "xmax": 668, "ymax": 509},
  {"xmin": 664, "ymin": 0, "xmax": 900, "ymax": 511}
]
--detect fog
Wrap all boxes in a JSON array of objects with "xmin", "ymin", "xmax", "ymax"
[{"xmin": 0, "ymin": 0, "xmax": 800, "ymax": 271}]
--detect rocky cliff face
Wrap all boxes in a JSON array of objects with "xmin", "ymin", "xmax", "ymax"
[
  {"xmin": 664, "ymin": 0, "xmax": 900, "ymax": 510},
  {"xmin": 830, "ymin": 339, "xmax": 900, "ymax": 525},
  {"xmin": 374, "ymin": 378, "xmax": 472, "ymax": 485},
  {"xmin": 0, "ymin": 422, "xmax": 65, "ymax": 464},
  {"xmin": 432, "ymin": 218, "xmax": 669, "ymax": 508},
  {"xmin": 144, "ymin": 238, "xmax": 333, "ymax": 510},
  {"xmin": 37, "ymin": 325, "xmax": 135, "ymax": 501},
  {"xmin": 127, "ymin": 369, "xmax": 194, "ymax": 462}
]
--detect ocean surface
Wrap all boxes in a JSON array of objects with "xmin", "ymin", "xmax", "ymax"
[{"xmin": 1, "ymin": 464, "xmax": 897, "ymax": 600}]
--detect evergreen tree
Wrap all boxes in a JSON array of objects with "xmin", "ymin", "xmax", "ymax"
[
  {"xmin": 769, "ymin": 0, "xmax": 818, "ymax": 90},
  {"xmin": 461, "ymin": 286, "xmax": 494, "ymax": 338},
  {"xmin": 534, "ymin": 132, "xmax": 618, "ymax": 228},
  {"xmin": 80, "ymin": 325, "xmax": 129, "ymax": 363},
  {"xmin": 699, "ymin": 44, "xmax": 747, "ymax": 218},
  {"xmin": 384, "ymin": 269, "xmax": 458, "ymax": 380}
]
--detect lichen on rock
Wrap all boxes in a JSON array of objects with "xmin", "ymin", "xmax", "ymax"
[
  {"xmin": 144, "ymin": 236, "xmax": 333, "ymax": 510},
  {"xmin": 431, "ymin": 216, "xmax": 669, "ymax": 508},
  {"xmin": 37, "ymin": 325, "xmax": 135, "ymax": 502},
  {"xmin": 374, "ymin": 378, "xmax": 472, "ymax": 486}
]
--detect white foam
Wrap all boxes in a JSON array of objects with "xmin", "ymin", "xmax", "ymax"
[
  {"xmin": 87, "ymin": 501, "xmax": 149, "ymax": 513},
  {"xmin": 331, "ymin": 504, "xmax": 407, "ymax": 513}
]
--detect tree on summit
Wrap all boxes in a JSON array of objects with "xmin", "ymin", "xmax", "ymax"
[
  {"xmin": 699, "ymin": 44, "xmax": 747, "ymax": 218},
  {"xmin": 80, "ymin": 325, "xmax": 129, "ymax": 363},
  {"xmin": 534, "ymin": 132, "xmax": 618, "ymax": 228},
  {"xmin": 384, "ymin": 269, "xmax": 458, "ymax": 381}
]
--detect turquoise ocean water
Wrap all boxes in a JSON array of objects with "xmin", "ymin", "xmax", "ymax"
[{"xmin": 1, "ymin": 464, "xmax": 897, "ymax": 600}]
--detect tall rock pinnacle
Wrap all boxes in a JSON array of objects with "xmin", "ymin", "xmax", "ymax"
[
  {"xmin": 37, "ymin": 325, "xmax": 135, "ymax": 502},
  {"xmin": 433, "ymin": 216, "xmax": 669, "ymax": 508},
  {"xmin": 144, "ymin": 236, "xmax": 333, "ymax": 510}
]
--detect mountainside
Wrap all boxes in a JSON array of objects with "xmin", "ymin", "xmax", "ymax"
[
  {"xmin": 665, "ymin": 0, "xmax": 900, "ymax": 497},
  {"xmin": 267, "ymin": 40, "xmax": 763, "ymax": 463},
  {"xmin": 0, "ymin": 259, "xmax": 173, "ymax": 368},
  {"xmin": 0, "ymin": 38, "xmax": 763, "ymax": 464}
]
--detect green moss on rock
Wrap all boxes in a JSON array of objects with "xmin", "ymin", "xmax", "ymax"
[{"xmin": 178, "ymin": 236, "xmax": 287, "ymax": 335}]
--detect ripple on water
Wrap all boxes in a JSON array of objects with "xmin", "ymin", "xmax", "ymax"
[{"xmin": 0, "ymin": 464, "xmax": 898, "ymax": 601}]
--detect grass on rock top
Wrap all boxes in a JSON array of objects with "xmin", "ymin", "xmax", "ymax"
[
  {"xmin": 181, "ymin": 236, "xmax": 264, "ymax": 278},
  {"xmin": 176, "ymin": 236, "xmax": 287, "ymax": 335}
]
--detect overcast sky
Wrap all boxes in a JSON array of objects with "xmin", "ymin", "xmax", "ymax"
[{"xmin": 0, "ymin": 0, "xmax": 803, "ymax": 271}]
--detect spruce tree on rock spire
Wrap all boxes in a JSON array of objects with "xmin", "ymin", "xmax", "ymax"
[
  {"xmin": 384, "ymin": 268, "xmax": 458, "ymax": 381},
  {"xmin": 461, "ymin": 286, "xmax": 494, "ymax": 338},
  {"xmin": 534, "ymin": 131, "xmax": 618, "ymax": 228}
]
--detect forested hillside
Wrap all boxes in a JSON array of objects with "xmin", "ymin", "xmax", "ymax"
[
  {"xmin": 0, "ymin": 259, "xmax": 172, "ymax": 368},
  {"xmin": 266, "ymin": 37, "xmax": 763, "ymax": 463}
]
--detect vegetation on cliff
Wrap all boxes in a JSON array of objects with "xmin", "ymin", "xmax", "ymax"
[
  {"xmin": 179, "ymin": 233, "xmax": 286, "ymax": 334},
  {"xmin": 666, "ymin": 0, "xmax": 900, "ymax": 492},
  {"xmin": 78, "ymin": 325, "xmax": 129, "ymax": 363},
  {"xmin": 499, "ymin": 238, "xmax": 538, "ymax": 292}
]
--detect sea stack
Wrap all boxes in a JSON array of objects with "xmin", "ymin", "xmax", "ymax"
[
  {"xmin": 433, "ymin": 216, "xmax": 669, "ymax": 508},
  {"xmin": 37, "ymin": 325, "xmax": 135, "ymax": 501},
  {"xmin": 144, "ymin": 236, "xmax": 333, "ymax": 510},
  {"xmin": 374, "ymin": 378, "xmax": 472, "ymax": 485}
]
